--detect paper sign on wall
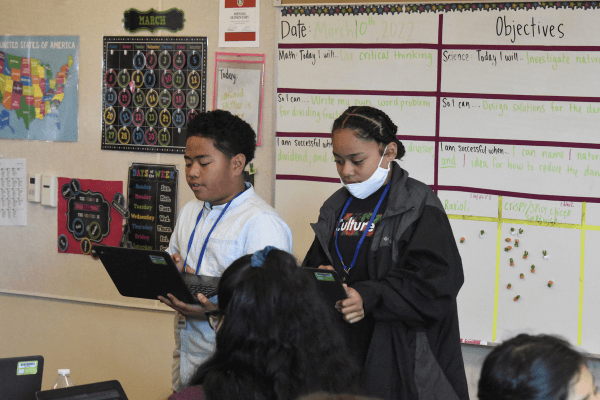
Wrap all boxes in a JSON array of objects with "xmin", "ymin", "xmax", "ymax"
[
  {"xmin": 219, "ymin": 0, "xmax": 259, "ymax": 47},
  {"xmin": 0, "ymin": 158, "xmax": 26, "ymax": 226}
]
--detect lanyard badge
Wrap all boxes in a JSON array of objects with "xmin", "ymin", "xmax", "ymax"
[{"xmin": 334, "ymin": 181, "xmax": 391, "ymax": 278}]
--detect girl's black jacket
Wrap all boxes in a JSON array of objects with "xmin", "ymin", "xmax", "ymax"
[{"xmin": 302, "ymin": 163, "xmax": 469, "ymax": 400}]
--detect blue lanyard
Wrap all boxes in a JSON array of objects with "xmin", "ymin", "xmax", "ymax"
[
  {"xmin": 184, "ymin": 191, "xmax": 244, "ymax": 275},
  {"xmin": 334, "ymin": 181, "xmax": 391, "ymax": 275}
]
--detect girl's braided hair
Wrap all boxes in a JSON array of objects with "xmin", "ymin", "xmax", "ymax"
[{"xmin": 332, "ymin": 106, "xmax": 405, "ymax": 160}]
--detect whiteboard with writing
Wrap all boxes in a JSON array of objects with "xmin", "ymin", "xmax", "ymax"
[
  {"xmin": 216, "ymin": 67, "xmax": 262, "ymax": 134},
  {"xmin": 275, "ymin": 4, "xmax": 600, "ymax": 354}
]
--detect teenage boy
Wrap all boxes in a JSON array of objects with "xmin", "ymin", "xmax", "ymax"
[{"xmin": 159, "ymin": 110, "xmax": 293, "ymax": 392}]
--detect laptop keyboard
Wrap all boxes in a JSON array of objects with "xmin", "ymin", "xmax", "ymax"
[{"xmin": 188, "ymin": 284, "xmax": 216, "ymax": 297}]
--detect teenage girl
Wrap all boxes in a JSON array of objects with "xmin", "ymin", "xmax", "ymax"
[{"xmin": 303, "ymin": 106, "xmax": 469, "ymax": 400}]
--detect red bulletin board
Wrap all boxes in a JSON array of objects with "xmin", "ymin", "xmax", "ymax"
[{"xmin": 57, "ymin": 178, "xmax": 124, "ymax": 255}]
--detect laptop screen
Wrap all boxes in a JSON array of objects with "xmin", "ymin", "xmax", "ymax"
[
  {"xmin": 36, "ymin": 381, "xmax": 128, "ymax": 400},
  {"xmin": 0, "ymin": 355, "xmax": 44, "ymax": 400},
  {"xmin": 43, "ymin": 390, "xmax": 122, "ymax": 400}
]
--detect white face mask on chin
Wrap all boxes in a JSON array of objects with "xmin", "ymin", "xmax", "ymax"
[{"xmin": 341, "ymin": 146, "xmax": 390, "ymax": 199}]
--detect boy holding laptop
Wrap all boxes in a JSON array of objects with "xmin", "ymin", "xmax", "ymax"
[{"xmin": 158, "ymin": 110, "xmax": 293, "ymax": 392}]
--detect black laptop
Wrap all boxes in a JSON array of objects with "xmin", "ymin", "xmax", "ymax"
[
  {"xmin": 0, "ymin": 355, "xmax": 44, "ymax": 400},
  {"xmin": 92, "ymin": 245, "xmax": 220, "ymax": 304},
  {"xmin": 302, "ymin": 267, "xmax": 348, "ymax": 307},
  {"xmin": 36, "ymin": 380, "xmax": 128, "ymax": 400}
]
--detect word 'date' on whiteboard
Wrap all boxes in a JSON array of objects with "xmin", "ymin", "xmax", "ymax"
[{"xmin": 275, "ymin": 3, "xmax": 600, "ymax": 354}]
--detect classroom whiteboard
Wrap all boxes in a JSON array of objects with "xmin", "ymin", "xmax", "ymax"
[{"xmin": 274, "ymin": 3, "xmax": 600, "ymax": 354}]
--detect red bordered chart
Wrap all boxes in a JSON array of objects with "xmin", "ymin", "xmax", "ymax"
[{"xmin": 101, "ymin": 36, "xmax": 207, "ymax": 153}]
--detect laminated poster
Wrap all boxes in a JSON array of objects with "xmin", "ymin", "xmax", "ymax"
[
  {"xmin": 0, "ymin": 36, "xmax": 79, "ymax": 141},
  {"xmin": 127, "ymin": 163, "xmax": 178, "ymax": 252},
  {"xmin": 101, "ymin": 37, "xmax": 207, "ymax": 153},
  {"xmin": 57, "ymin": 178, "xmax": 124, "ymax": 255}
]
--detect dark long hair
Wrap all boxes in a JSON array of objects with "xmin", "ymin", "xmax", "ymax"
[
  {"xmin": 191, "ymin": 249, "xmax": 360, "ymax": 400},
  {"xmin": 478, "ymin": 334, "xmax": 587, "ymax": 400},
  {"xmin": 332, "ymin": 106, "xmax": 405, "ymax": 160}
]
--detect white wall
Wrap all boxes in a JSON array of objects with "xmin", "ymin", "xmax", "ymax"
[
  {"xmin": 0, "ymin": 294, "xmax": 174, "ymax": 399},
  {"xmin": 0, "ymin": 1, "xmax": 278, "ymax": 399}
]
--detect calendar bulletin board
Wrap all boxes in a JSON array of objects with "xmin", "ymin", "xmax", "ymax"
[{"xmin": 101, "ymin": 36, "xmax": 207, "ymax": 153}]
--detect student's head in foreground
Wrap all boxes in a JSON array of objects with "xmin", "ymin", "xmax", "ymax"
[
  {"xmin": 184, "ymin": 110, "xmax": 256, "ymax": 205},
  {"xmin": 478, "ymin": 334, "xmax": 598, "ymax": 400},
  {"xmin": 191, "ymin": 247, "xmax": 360, "ymax": 400}
]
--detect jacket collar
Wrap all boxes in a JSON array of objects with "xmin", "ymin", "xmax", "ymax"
[
  {"xmin": 384, "ymin": 163, "xmax": 413, "ymax": 218},
  {"xmin": 310, "ymin": 163, "xmax": 414, "ymax": 261}
]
